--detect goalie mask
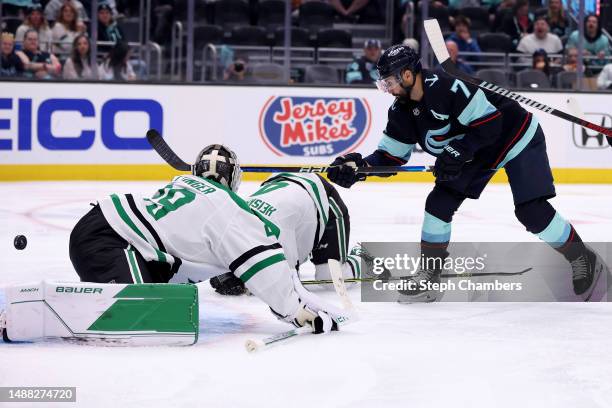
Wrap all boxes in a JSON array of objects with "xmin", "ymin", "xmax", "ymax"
[{"xmin": 193, "ymin": 144, "xmax": 242, "ymax": 192}]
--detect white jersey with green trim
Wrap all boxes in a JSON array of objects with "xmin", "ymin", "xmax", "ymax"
[
  {"xmin": 98, "ymin": 175, "xmax": 300, "ymax": 316},
  {"xmin": 246, "ymin": 173, "xmax": 330, "ymax": 268}
]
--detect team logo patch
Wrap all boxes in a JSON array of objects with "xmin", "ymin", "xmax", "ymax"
[{"xmin": 259, "ymin": 96, "xmax": 371, "ymax": 156}]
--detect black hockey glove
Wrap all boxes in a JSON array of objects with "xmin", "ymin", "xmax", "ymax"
[
  {"xmin": 327, "ymin": 153, "xmax": 367, "ymax": 188},
  {"xmin": 433, "ymin": 143, "xmax": 473, "ymax": 182},
  {"xmin": 210, "ymin": 272, "xmax": 247, "ymax": 296}
]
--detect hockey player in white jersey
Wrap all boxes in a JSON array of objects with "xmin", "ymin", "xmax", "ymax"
[
  {"xmin": 69, "ymin": 145, "xmax": 340, "ymax": 333},
  {"xmin": 207, "ymin": 172, "xmax": 363, "ymax": 296}
]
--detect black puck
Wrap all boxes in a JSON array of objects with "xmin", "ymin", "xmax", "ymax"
[{"xmin": 14, "ymin": 235, "xmax": 27, "ymax": 250}]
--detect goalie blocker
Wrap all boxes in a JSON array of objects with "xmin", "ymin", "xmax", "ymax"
[{"xmin": 1, "ymin": 281, "xmax": 198, "ymax": 346}]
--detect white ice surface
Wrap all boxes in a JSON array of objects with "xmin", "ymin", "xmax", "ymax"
[{"xmin": 1, "ymin": 181, "xmax": 612, "ymax": 408}]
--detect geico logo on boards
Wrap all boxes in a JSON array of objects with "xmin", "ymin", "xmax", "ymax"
[
  {"xmin": 0, "ymin": 98, "xmax": 163, "ymax": 151},
  {"xmin": 572, "ymin": 113, "xmax": 611, "ymax": 149},
  {"xmin": 56, "ymin": 286, "xmax": 103, "ymax": 294},
  {"xmin": 259, "ymin": 96, "xmax": 371, "ymax": 157}
]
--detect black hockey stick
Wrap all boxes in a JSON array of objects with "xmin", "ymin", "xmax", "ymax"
[
  {"xmin": 146, "ymin": 129, "xmax": 434, "ymax": 174},
  {"xmin": 423, "ymin": 19, "xmax": 612, "ymax": 139},
  {"xmin": 300, "ymin": 267, "xmax": 533, "ymax": 286},
  {"xmin": 146, "ymin": 129, "xmax": 193, "ymax": 172}
]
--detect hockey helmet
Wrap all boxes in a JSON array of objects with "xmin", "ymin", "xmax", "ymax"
[
  {"xmin": 193, "ymin": 144, "xmax": 242, "ymax": 192},
  {"xmin": 375, "ymin": 44, "xmax": 422, "ymax": 93}
]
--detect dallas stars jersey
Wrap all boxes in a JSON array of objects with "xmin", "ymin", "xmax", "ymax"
[
  {"xmin": 246, "ymin": 173, "xmax": 330, "ymax": 269},
  {"xmin": 98, "ymin": 175, "xmax": 299, "ymax": 317},
  {"xmin": 374, "ymin": 68, "xmax": 539, "ymax": 170}
]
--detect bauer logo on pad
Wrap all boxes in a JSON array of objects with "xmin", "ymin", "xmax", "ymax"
[{"xmin": 259, "ymin": 96, "xmax": 371, "ymax": 156}]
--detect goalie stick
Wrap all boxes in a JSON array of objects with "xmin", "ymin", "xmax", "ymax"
[
  {"xmin": 300, "ymin": 267, "xmax": 533, "ymax": 286},
  {"xmin": 245, "ymin": 260, "xmax": 357, "ymax": 353},
  {"xmin": 146, "ymin": 129, "xmax": 433, "ymax": 174},
  {"xmin": 423, "ymin": 19, "xmax": 612, "ymax": 139}
]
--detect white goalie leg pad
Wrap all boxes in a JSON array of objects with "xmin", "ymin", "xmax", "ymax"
[{"xmin": 4, "ymin": 281, "xmax": 199, "ymax": 346}]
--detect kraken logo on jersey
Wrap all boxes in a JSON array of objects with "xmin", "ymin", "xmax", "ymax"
[
  {"xmin": 430, "ymin": 109, "xmax": 449, "ymax": 121},
  {"xmin": 424, "ymin": 124, "xmax": 465, "ymax": 155}
]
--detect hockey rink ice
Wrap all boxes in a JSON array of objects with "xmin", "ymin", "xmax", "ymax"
[{"xmin": 1, "ymin": 180, "xmax": 612, "ymax": 408}]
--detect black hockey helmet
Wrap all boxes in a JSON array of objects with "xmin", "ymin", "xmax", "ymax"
[
  {"xmin": 193, "ymin": 144, "xmax": 242, "ymax": 192},
  {"xmin": 376, "ymin": 44, "xmax": 422, "ymax": 79}
]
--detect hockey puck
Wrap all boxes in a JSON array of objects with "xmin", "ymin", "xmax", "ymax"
[{"xmin": 14, "ymin": 235, "xmax": 27, "ymax": 250}]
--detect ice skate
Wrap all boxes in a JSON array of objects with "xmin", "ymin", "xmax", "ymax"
[{"xmin": 571, "ymin": 245, "xmax": 607, "ymax": 301}]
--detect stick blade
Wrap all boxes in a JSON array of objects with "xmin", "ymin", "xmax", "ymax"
[
  {"xmin": 146, "ymin": 129, "xmax": 192, "ymax": 172},
  {"xmin": 424, "ymin": 19, "xmax": 450, "ymax": 64}
]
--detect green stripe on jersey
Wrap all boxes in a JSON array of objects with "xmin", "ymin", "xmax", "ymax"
[
  {"xmin": 239, "ymin": 253, "xmax": 286, "ymax": 283},
  {"xmin": 110, "ymin": 194, "xmax": 167, "ymax": 263},
  {"xmin": 126, "ymin": 249, "xmax": 143, "ymax": 284},
  {"xmin": 275, "ymin": 173, "xmax": 328, "ymax": 224},
  {"xmin": 329, "ymin": 197, "xmax": 346, "ymax": 262}
]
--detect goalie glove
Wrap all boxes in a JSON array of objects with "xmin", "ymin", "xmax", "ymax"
[
  {"xmin": 210, "ymin": 272, "xmax": 247, "ymax": 296},
  {"xmin": 327, "ymin": 153, "xmax": 367, "ymax": 188}
]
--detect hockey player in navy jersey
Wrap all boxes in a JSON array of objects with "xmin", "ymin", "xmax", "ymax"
[{"xmin": 327, "ymin": 44, "xmax": 607, "ymax": 302}]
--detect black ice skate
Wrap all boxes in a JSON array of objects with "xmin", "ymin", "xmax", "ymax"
[
  {"xmin": 397, "ymin": 266, "xmax": 442, "ymax": 303},
  {"xmin": 570, "ymin": 245, "xmax": 607, "ymax": 301}
]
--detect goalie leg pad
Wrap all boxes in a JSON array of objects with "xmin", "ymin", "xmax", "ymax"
[{"xmin": 3, "ymin": 281, "xmax": 199, "ymax": 346}]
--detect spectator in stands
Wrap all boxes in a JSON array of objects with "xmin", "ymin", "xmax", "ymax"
[
  {"xmin": 516, "ymin": 16, "xmax": 563, "ymax": 56},
  {"xmin": 346, "ymin": 39, "xmax": 381, "ymax": 84},
  {"xmin": 445, "ymin": 40, "xmax": 474, "ymax": 75},
  {"xmin": 15, "ymin": 4, "xmax": 53, "ymax": 51},
  {"xmin": 531, "ymin": 49, "xmax": 561, "ymax": 78},
  {"xmin": 98, "ymin": 41, "xmax": 136, "ymax": 81},
  {"xmin": 16, "ymin": 29, "xmax": 62, "ymax": 79},
  {"xmin": 328, "ymin": 0, "xmax": 382, "ymax": 23},
  {"xmin": 0, "ymin": 32, "xmax": 25, "ymax": 77},
  {"xmin": 447, "ymin": 15, "xmax": 481, "ymax": 61},
  {"xmin": 96, "ymin": 3, "xmax": 124, "ymax": 52},
  {"xmin": 45, "ymin": 0, "xmax": 90, "ymax": 23},
  {"xmin": 545, "ymin": 0, "xmax": 569, "ymax": 38},
  {"xmin": 567, "ymin": 14, "xmax": 611, "ymax": 68},
  {"xmin": 491, "ymin": 0, "xmax": 516, "ymax": 32},
  {"xmin": 63, "ymin": 34, "xmax": 97, "ymax": 79},
  {"xmin": 223, "ymin": 58, "xmax": 248, "ymax": 82},
  {"xmin": 500, "ymin": 0, "xmax": 532, "ymax": 49},
  {"xmin": 561, "ymin": 47, "xmax": 593, "ymax": 76},
  {"xmin": 51, "ymin": 2, "xmax": 87, "ymax": 55},
  {"xmin": 596, "ymin": 63, "xmax": 612, "ymax": 89}
]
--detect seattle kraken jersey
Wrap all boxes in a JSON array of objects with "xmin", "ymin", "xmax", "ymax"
[{"xmin": 376, "ymin": 69, "xmax": 539, "ymax": 170}]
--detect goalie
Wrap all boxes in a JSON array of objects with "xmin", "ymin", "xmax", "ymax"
[{"xmin": 67, "ymin": 144, "xmax": 341, "ymax": 334}]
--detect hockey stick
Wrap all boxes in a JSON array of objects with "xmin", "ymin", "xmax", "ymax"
[
  {"xmin": 300, "ymin": 267, "xmax": 533, "ymax": 286},
  {"xmin": 423, "ymin": 19, "xmax": 612, "ymax": 138},
  {"xmin": 240, "ymin": 165, "xmax": 434, "ymax": 174},
  {"xmin": 146, "ymin": 129, "xmax": 193, "ymax": 172},
  {"xmin": 245, "ymin": 260, "xmax": 357, "ymax": 353},
  {"xmin": 146, "ymin": 129, "xmax": 433, "ymax": 174}
]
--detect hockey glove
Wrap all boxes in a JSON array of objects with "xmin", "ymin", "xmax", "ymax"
[
  {"xmin": 327, "ymin": 153, "xmax": 367, "ymax": 188},
  {"xmin": 290, "ymin": 305, "xmax": 338, "ymax": 334},
  {"xmin": 210, "ymin": 272, "xmax": 247, "ymax": 296},
  {"xmin": 434, "ymin": 143, "xmax": 473, "ymax": 182}
]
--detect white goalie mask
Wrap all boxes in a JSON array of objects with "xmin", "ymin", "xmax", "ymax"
[{"xmin": 193, "ymin": 144, "xmax": 242, "ymax": 192}]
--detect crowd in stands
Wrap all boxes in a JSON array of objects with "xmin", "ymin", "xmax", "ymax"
[
  {"xmin": 1, "ymin": 0, "xmax": 612, "ymax": 89},
  {"xmin": 1, "ymin": 0, "xmax": 136, "ymax": 81}
]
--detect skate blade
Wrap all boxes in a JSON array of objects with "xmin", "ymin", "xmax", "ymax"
[{"xmin": 397, "ymin": 290, "xmax": 441, "ymax": 304}]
